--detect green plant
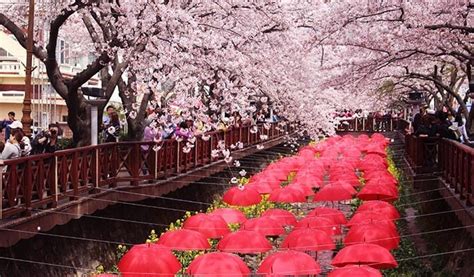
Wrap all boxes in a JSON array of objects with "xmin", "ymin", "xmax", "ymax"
[{"xmin": 57, "ymin": 138, "xmax": 74, "ymax": 149}]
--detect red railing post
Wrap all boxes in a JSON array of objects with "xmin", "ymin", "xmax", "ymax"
[
  {"xmin": 176, "ymin": 141, "xmax": 180, "ymax": 173},
  {"xmin": 0, "ymin": 161, "xmax": 3, "ymax": 219},
  {"xmin": 468, "ymin": 153, "xmax": 474, "ymax": 206},
  {"xmin": 130, "ymin": 144, "xmax": 141, "ymax": 186},
  {"xmin": 24, "ymin": 160, "xmax": 33, "ymax": 215},
  {"xmin": 52, "ymin": 155, "xmax": 58, "ymax": 207},
  {"xmin": 92, "ymin": 147, "xmax": 99, "ymax": 190},
  {"xmin": 154, "ymin": 145, "xmax": 159, "ymax": 179},
  {"xmin": 71, "ymin": 151, "xmax": 79, "ymax": 199}
]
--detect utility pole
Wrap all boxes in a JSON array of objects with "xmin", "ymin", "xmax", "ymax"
[{"xmin": 21, "ymin": 0, "xmax": 35, "ymax": 136}]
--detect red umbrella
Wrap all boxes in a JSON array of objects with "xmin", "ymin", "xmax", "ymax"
[
  {"xmin": 157, "ymin": 229, "xmax": 210, "ymax": 250},
  {"xmin": 307, "ymin": 207, "xmax": 347, "ymax": 225},
  {"xmin": 295, "ymin": 216, "xmax": 341, "ymax": 235},
  {"xmin": 363, "ymin": 171, "xmax": 395, "ymax": 182},
  {"xmin": 292, "ymin": 174, "xmax": 323, "ymax": 189},
  {"xmin": 242, "ymin": 217, "xmax": 286, "ymax": 237},
  {"xmin": 269, "ymin": 186, "xmax": 307, "ymax": 203},
  {"xmin": 261, "ymin": 208, "xmax": 297, "ymax": 226},
  {"xmin": 246, "ymin": 180, "xmax": 279, "ymax": 194},
  {"xmin": 258, "ymin": 250, "xmax": 321, "ymax": 276},
  {"xmin": 314, "ymin": 184, "xmax": 354, "ymax": 202},
  {"xmin": 183, "ymin": 213, "xmax": 230, "ymax": 239},
  {"xmin": 357, "ymin": 184, "xmax": 398, "ymax": 202},
  {"xmin": 223, "ymin": 186, "xmax": 262, "ymax": 206},
  {"xmin": 217, "ymin": 230, "xmax": 272, "ymax": 254},
  {"xmin": 281, "ymin": 228, "xmax": 335, "ymax": 251},
  {"xmin": 187, "ymin": 252, "xmax": 250, "ymax": 277},
  {"xmin": 263, "ymin": 168, "xmax": 290, "ymax": 181},
  {"xmin": 331, "ymin": 243, "xmax": 398, "ymax": 269},
  {"xmin": 328, "ymin": 265, "xmax": 382, "ymax": 277},
  {"xmin": 344, "ymin": 224, "xmax": 400, "ymax": 250},
  {"xmin": 356, "ymin": 201, "xmax": 400, "ymax": 220},
  {"xmin": 210, "ymin": 208, "xmax": 247, "ymax": 224},
  {"xmin": 286, "ymin": 183, "xmax": 315, "ymax": 197},
  {"xmin": 118, "ymin": 244, "xmax": 181, "ymax": 277},
  {"xmin": 347, "ymin": 211, "xmax": 395, "ymax": 229},
  {"xmin": 365, "ymin": 176, "xmax": 398, "ymax": 187}
]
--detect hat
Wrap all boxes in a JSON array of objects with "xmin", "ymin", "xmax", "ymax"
[{"xmin": 8, "ymin": 121, "xmax": 23, "ymax": 129}]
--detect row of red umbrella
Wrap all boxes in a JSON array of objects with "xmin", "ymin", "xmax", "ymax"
[{"xmin": 110, "ymin": 134, "xmax": 400, "ymax": 276}]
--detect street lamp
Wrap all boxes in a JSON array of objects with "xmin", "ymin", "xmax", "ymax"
[
  {"xmin": 21, "ymin": 0, "xmax": 35, "ymax": 136},
  {"xmin": 82, "ymin": 87, "xmax": 106, "ymax": 145}
]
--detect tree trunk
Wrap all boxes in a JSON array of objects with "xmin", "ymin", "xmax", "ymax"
[{"xmin": 65, "ymin": 92, "xmax": 91, "ymax": 146}]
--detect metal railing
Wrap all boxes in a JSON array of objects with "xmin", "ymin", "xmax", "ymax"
[{"xmin": 336, "ymin": 118, "xmax": 404, "ymax": 132}]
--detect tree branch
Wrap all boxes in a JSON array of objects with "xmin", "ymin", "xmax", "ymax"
[{"xmin": 0, "ymin": 13, "xmax": 47, "ymax": 61}]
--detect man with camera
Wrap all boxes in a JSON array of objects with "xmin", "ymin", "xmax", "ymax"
[{"xmin": 31, "ymin": 123, "xmax": 62, "ymax": 154}]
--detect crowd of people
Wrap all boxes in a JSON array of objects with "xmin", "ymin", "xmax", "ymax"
[
  {"xmin": 102, "ymin": 105, "xmax": 279, "ymax": 146},
  {"xmin": 410, "ymin": 105, "xmax": 473, "ymax": 145},
  {"xmin": 0, "ymin": 111, "xmax": 63, "ymax": 161},
  {"xmin": 334, "ymin": 109, "xmax": 405, "ymax": 121}
]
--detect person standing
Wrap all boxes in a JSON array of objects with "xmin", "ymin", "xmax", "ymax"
[
  {"xmin": 0, "ymin": 111, "xmax": 16, "ymax": 141},
  {"xmin": 412, "ymin": 105, "xmax": 427, "ymax": 133},
  {"xmin": 104, "ymin": 112, "xmax": 121, "ymax": 143},
  {"xmin": 8, "ymin": 121, "xmax": 31, "ymax": 156},
  {"xmin": 1, "ymin": 128, "xmax": 23, "ymax": 160},
  {"xmin": 31, "ymin": 123, "xmax": 62, "ymax": 154}
]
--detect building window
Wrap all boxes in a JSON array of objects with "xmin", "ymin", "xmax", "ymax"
[
  {"xmin": 62, "ymin": 115, "xmax": 68, "ymax": 122},
  {"xmin": 58, "ymin": 39, "xmax": 70, "ymax": 65},
  {"xmin": 0, "ymin": 47, "xmax": 14, "ymax": 57}
]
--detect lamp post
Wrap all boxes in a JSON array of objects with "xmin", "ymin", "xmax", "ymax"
[
  {"xmin": 21, "ymin": 0, "xmax": 35, "ymax": 136},
  {"xmin": 82, "ymin": 87, "xmax": 106, "ymax": 145}
]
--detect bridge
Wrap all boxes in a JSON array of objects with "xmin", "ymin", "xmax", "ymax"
[{"xmin": 0, "ymin": 123, "xmax": 296, "ymax": 247}]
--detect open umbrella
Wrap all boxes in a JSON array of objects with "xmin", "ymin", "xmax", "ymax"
[
  {"xmin": 344, "ymin": 224, "xmax": 400, "ymax": 250},
  {"xmin": 210, "ymin": 208, "xmax": 247, "ymax": 224},
  {"xmin": 314, "ymin": 184, "xmax": 354, "ymax": 202},
  {"xmin": 357, "ymin": 184, "xmax": 398, "ymax": 202},
  {"xmin": 223, "ymin": 186, "xmax": 262, "ymax": 206},
  {"xmin": 269, "ymin": 186, "xmax": 307, "ymax": 203},
  {"xmin": 356, "ymin": 201, "xmax": 400, "ymax": 220},
  {"xmin": 287, "ymin": 183, "xmax": 315, "ymax": 197},
  {"xmin": 295, "ymin": 216, "xmax": 341, "ymax": 235},
  {"xmin": 331, "ymin": 243, "xmax": 398, "ymax": 269},
  {"xmin": 157, "ymin": 229, "xmax": 211, "ymax": 250},
  {"xmin": 261, "ymin": 208, "xmax": 297, "ymax": 226},
  {"xmin": 307, "ymin": 207, "xmax": 347, "ymax": 225},
  {"xmin": 183, "ymin": 213, "xmax": 230, "ymax": 239},
  {"xmin": 118, "ymin": 244, "xmax": 181, "ymax": 277},
  {"xmin": 217, "ymin": 230, "xmax": 272, "ymax": 254},
  {"xmin": 328, "ymin": 265, "xmax": 382, "ymax": 277},
  {"xmin": 258, "ymin": 250, "xmax": 321, "ymax": 276},
  {"xmin": 281, "ymin": 228, "xmax": 335, "ymax": 251},
  {"xmin": 242, "ymin": 217, "xmax": 286, "ymax": 237},
  {"xmin": 187, "ymin": 252, "xmax": 250, "ymax": 277},
  {"xmin": 246, "ymin": 180, "xmax": 279, "ymax": 194},
  {"xmin": 292, "ymin": 174, "xmax": 323, "ymax": 189},
  {"xmin": 347, "ymin": 211, "xmax": 396, "ymax": 230}
]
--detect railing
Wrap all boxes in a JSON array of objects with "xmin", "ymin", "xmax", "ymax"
[
  {"xmin": 336, "ymin": 117, "xmax": 404, "ymax": 132},
  {"xmin": 1, "ymin": 123, "xmax": 294, "ymax": 219},
  {"xmin": 405, "ymin": 135, "xmax": 440, "ymax": 174},
  {"xmin": 405, "ymin": 135, "xmax": 473, "ymax": 206},
  {"xmin": 438, "ymin": 139, "xmax": 474, "ymax": 206}
]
